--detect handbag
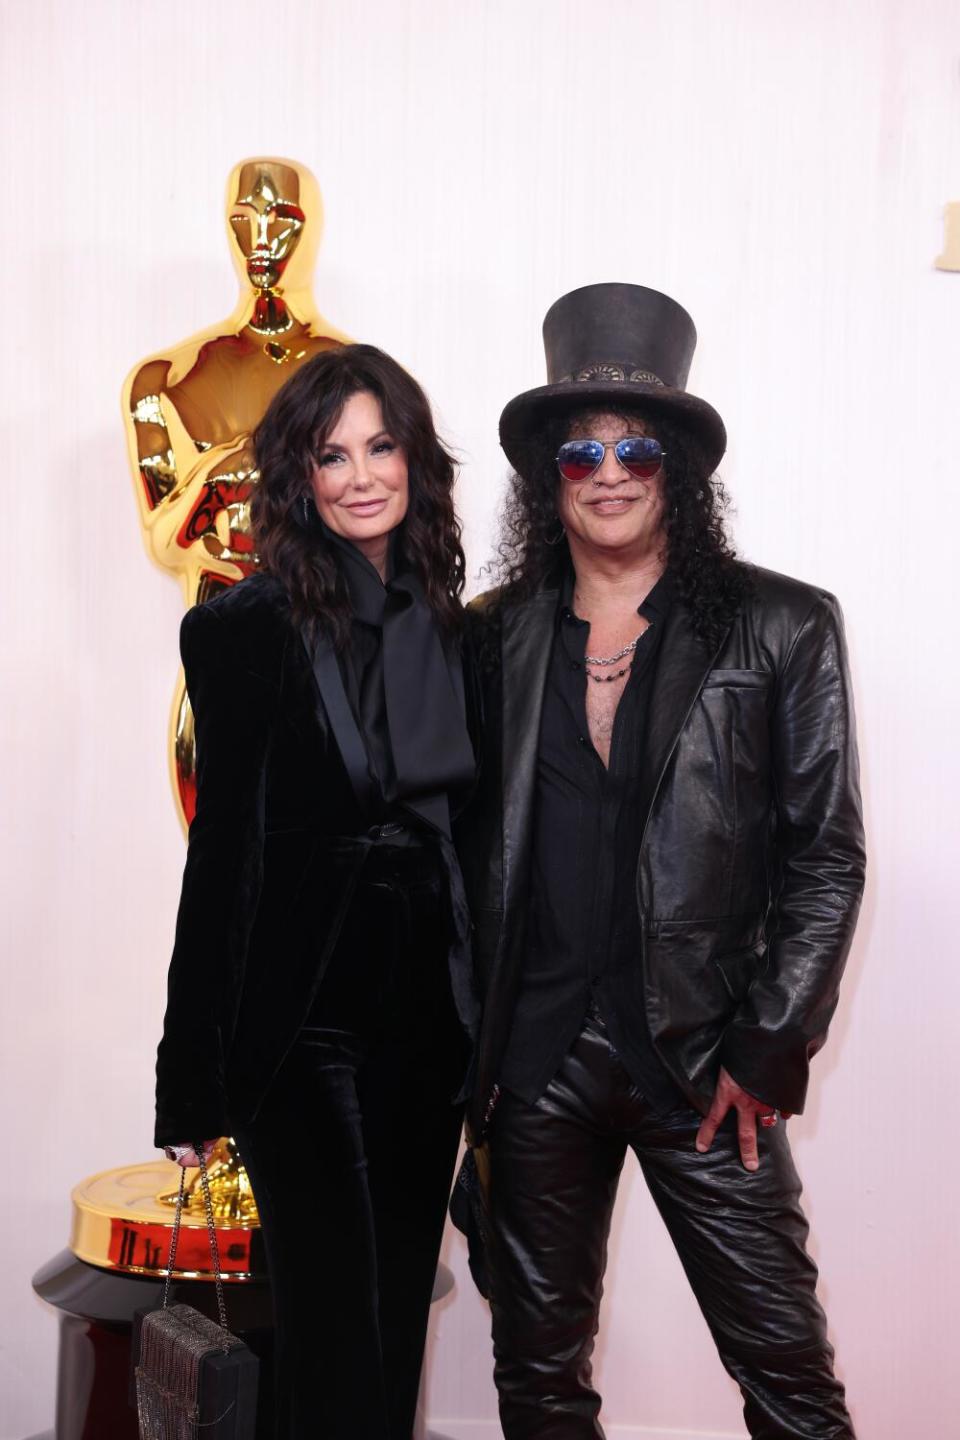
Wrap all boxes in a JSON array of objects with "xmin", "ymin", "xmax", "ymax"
[{"xmin": 132, "ymin": 1146, "xmax": 259, "ymax": 1440}]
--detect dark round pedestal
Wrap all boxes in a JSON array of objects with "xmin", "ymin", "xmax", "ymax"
[
  {"xmin": 33, "ymin": 1248, "xmax": 456, "ymax": 1439},
  {"xmin": 32, "ymin": 1249, "xmax": 276, "ymax": 1440}
]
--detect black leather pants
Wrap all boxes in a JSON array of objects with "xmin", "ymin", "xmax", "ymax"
[
  {"xmin": 235, "ymin": 842, "xmax": 467, "ymax": 1440},
  {"xmin": 483, "ymin": 1011, "xmax": 854, "ymax": 1439}
]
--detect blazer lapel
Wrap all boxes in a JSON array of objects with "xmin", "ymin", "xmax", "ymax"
[
  {"xmin": 638, "ymin": 601, "xmax": 729, "ymax": 841},
  {"xmin": 302, "ymin": 630, "xmax": 377, "ymax": 822},
  {"xmin": 500, "ymin": 591, "xmax": 557, "ymax": 923}
]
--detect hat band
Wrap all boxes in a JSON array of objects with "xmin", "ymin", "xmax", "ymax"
[{"xmin": 557, "ymin": 362, "xmax": 666, "ymax": 387}]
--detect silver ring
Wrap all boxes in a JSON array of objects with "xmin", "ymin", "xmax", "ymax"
[{"xmin": 164, "ymin": 1142, "xmax": 195, "ymax": 1163}]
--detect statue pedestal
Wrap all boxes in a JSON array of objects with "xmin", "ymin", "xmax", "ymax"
[
  {"xmin": 32, "ymin": 1157, "xmax": 273, "ymax": 1438},
  {"xmin": 32, "ymin": 1157, "xmax": 455, "ymax": 1439},
  {"xmin": 32, "ymin": 1248, "xmax": 276, "ymax": 1440}
]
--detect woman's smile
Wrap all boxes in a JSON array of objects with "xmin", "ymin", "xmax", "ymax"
[{"xmin": 344, "ymin": 497, "xmax": 389, "ymax": 514}]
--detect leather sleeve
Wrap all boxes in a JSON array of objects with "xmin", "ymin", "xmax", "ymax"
[
  {"xmin": 720, "ymin": 594, "xmax": 866, "ymax": 1114},
  {"xmin": 153, "ymin": 603, "xmax": 277, "ymax": 1148}
]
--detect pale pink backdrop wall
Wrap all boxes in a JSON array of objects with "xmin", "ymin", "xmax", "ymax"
[{"xmin": 2, "ymin": 2, "xmax": 958, "ymax": 1437}]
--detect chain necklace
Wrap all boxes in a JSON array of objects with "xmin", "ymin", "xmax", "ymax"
[
  {"xmin": 586, "ymin": 661, "xmax": 632, "ymax": 684},
  {"xmin": 583, "ymin": 630, "xmax": 652, "ymax": 684},
  {"xmin": 584, "ymin": 632, "xmax": 646, "ymax": 666}
]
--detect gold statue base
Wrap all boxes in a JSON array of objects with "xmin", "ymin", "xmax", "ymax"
[{"xmin": 70, "ymin": 1145, "xmax": 265, "ymax": 1282}]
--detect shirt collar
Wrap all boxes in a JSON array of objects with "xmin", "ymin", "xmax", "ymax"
[
  {"xmin": 557, "ymin": 564, "xmax": 675, "ymax": 631},
  {"xmin": 320, "ymin": 521, "xmax": 405, "ymax": 627},
  {"xmin": 640, "ymin": 567, "xmax": 675, "ymax": 620}
]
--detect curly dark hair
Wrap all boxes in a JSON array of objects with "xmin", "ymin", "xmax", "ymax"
[
  {"xmin": 251, "ymin": 344, "xmax": 465, "ymax": 645},
  {"xmin": 494, "ymin": 401, "xmax": 750, "ymax": 649}
]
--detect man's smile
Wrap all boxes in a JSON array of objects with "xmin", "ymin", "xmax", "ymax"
[{"xmin": 584, "ymin": 494, "xmax": 642, "ymax": 511}]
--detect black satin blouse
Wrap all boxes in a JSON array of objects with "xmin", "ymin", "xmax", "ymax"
[{"xmin": 327, "ymin": 528, "xmax": 475, "ymax": 838}]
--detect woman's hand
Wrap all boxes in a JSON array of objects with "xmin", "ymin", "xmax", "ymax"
[{"xmin": 163, "ymin": 1140, "xmax": 219, "ymax": 1168}]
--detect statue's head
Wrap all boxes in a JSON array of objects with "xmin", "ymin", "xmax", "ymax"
[{"xmin": 226, "ymin": 157, "xmax": 322, "ymax": 294}]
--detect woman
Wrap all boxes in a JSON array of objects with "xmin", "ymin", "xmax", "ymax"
[{"xmin": 153, "ymin": 344, "xmax": 478, "ymax": 1440}]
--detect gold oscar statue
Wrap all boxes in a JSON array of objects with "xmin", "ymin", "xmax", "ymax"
[
  {"xmin": 116, "ymin": 158, "xmax": 350, "ymax": 1226},
  {"xmin": 123, "ymin": 156, "xmax": 350, "ymax": 829}
]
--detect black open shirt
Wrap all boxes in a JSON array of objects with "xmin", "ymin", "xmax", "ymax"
[{"xmin": 499, "ymin": 567, "xmax": 685, "ymax": 1111}]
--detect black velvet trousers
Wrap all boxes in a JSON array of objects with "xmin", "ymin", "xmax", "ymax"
[
  {"xmin": 235, "ymin": 841, "xmax": 467, "ymax": 1440},
  {"xmin": 483, "ymin": 1009, "xmax": 854, "ymax": 1440}
]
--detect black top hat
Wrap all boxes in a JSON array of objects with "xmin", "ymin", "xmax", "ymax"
[{"xmin": 499, "ymin": 282, "xmax": 726, "ymax": 473}]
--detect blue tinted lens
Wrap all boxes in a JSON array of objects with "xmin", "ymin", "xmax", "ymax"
[
  {"xmin": 557, "ymin": 440, "xmax": 605, "ymax": 481},
  {"xmin": 615, "ymin": 437, "xmax": 664, "ymax": 476}
]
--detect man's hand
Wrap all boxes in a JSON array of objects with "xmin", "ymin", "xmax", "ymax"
[{"xmin": 696, "ymin": 1067, "xmax": 792, "ymax": 1171}]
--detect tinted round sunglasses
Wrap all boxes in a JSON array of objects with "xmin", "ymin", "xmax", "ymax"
[{"xmin": 556, "ymin": 435, "xmax": 666, "ymax": 483}]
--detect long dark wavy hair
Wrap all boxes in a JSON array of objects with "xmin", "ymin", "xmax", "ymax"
[
  {"xmin": 495, "ymin": 401, "xmax": 750, "ymax": 649},
  {"xmin": 251, "ymin": 344, "xmax": 465, "ymax": 645}
]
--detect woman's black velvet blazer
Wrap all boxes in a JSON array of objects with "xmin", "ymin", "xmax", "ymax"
[{"xmin": 153, "ymin": 571, "xmax": 469, "ymax": 1148}]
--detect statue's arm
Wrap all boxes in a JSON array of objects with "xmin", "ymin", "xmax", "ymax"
[
  {"xmin": 123, "ymin": 358, "xmax": 184, "ymax": 517},
  {"xmin": 123, "ymin": 357, "xmax": 250, "ymax": 588}
]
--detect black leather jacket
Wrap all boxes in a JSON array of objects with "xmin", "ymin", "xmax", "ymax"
[{"xmin": 457, "ymin": 564, "xmax": 866, "ymax": 1136}]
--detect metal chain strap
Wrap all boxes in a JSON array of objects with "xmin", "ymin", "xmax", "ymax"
[
  {"xmin": 161, "ymin": 1164, "xmax": 187, "ymax": 1311},
  {"xmin": 195, "ymin": 1145, "xmax": 230, "ymax": 1337},
  {"xmin": 161, "ymin": 1144, "xmax": 231, "ymax": 1346}
]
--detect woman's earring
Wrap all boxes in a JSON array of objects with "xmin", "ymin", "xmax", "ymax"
[
  {"xmin": 300, "ymin": 494, "xmax": 313, "ymax": 526},
  {"xmin": 545, "ymin": 521, "xmax": 566, "ymax": 546}
]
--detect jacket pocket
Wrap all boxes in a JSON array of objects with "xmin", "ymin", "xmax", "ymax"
[{"xmin": 702, "ymin": 669, "xmax": 773, "ymax": 690}]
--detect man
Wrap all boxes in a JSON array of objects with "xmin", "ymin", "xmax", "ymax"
[{"xmin": 457, "ymin": 283, "xmax": 865, "ymax": 1438}]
